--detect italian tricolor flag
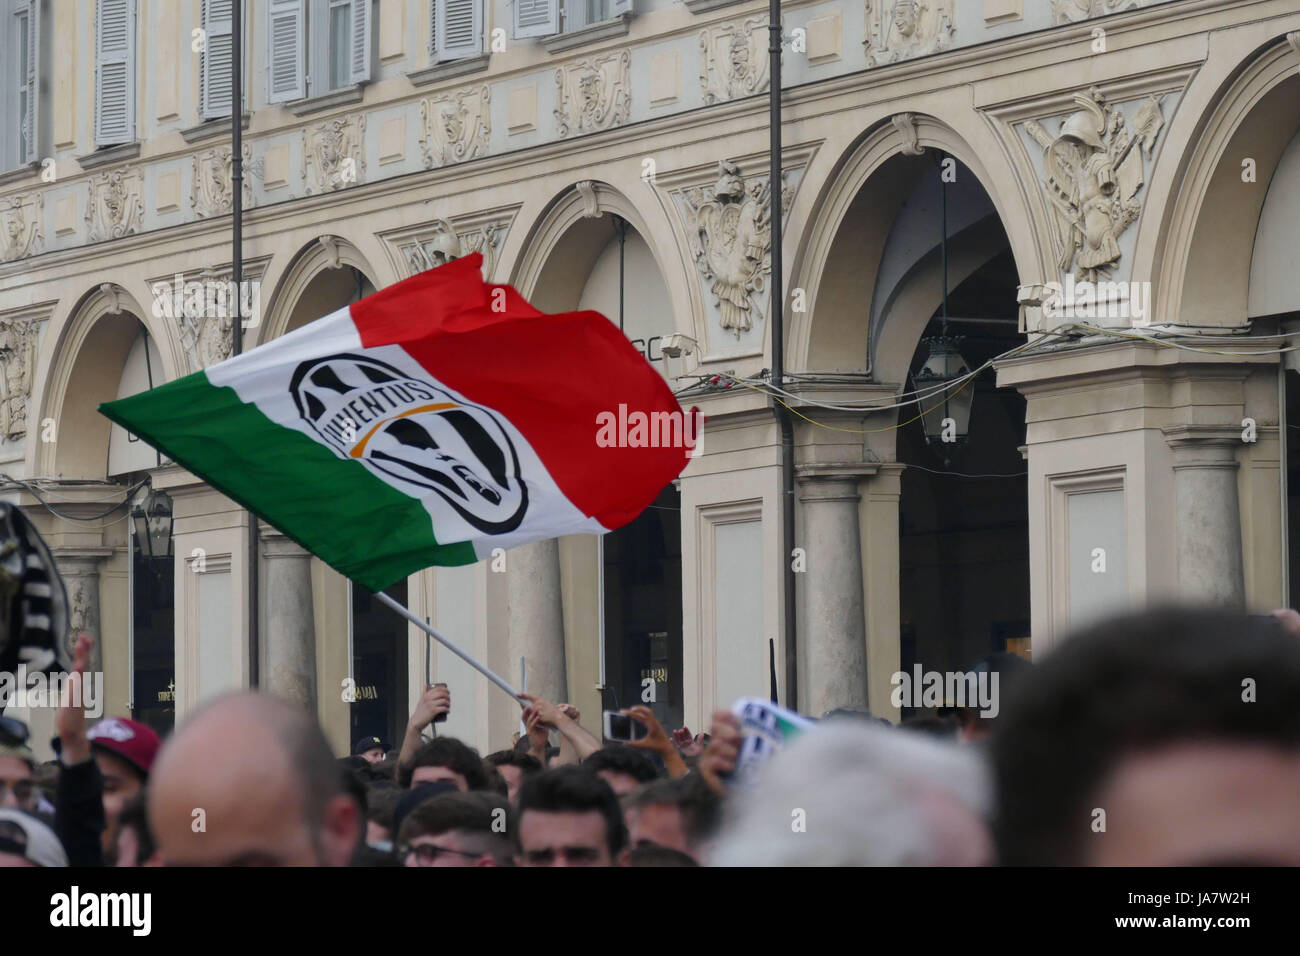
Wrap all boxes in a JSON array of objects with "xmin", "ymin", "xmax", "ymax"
[{"xmin": 100, "ymin": 254, "xmax": 692, "ymax": 592}]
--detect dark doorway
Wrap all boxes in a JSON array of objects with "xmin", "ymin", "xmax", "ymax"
[
  {"xmin": 898, "ymin": 246, "xmax": 1031, "ymax": 704},
  {"xmin": 1285, "ymin": 365, "xmax": 1300, "ymax": 604},
  {"xmin": 350, "ymin": 579, "xmax": 409, "ymax": 751},
  {"xmin": 601, "ymin": 485, "xmax": 682, "ymax": 733},
  {"xmin": 131, "ymin": 541, "xmax": 175, "ymax": 736}
]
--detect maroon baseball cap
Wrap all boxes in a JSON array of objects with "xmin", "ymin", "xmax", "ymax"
[{"xmin": 86, "ymin": 717, "xmax": 161, "ymax": 778}]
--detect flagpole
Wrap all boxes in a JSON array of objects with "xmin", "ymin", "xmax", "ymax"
[{"xmin": 374, "ymin": 591, "xmax": 524, "ymax": 704}]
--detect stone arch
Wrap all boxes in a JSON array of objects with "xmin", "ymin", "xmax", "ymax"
[
  {"xmin": 255, "ymin": 235, "xmax": 381, "ymax": 345},
  {"xmin": 509, "ymin": 181, "xmax": 697, "ymax": 342},
  {"xmin": 1135, "ymin": 35, "xmax": 1300, "ymax": 328},
  {"xmin": 34, "ymin": 282, "xmax": 183, "ymax": 478},
  {"xmin": 788, "ymin": 113, "xmax": 1046, "ymax": 379}
]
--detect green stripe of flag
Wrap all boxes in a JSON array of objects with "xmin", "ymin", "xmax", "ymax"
[{"xmin": 99, "ymin": 371, "xmax": 476, "ymax": 592}]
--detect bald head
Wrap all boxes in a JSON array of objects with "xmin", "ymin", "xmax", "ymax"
[{"xmin": 148, "ymin": 692, "xmax": 358, "ymax": 866}]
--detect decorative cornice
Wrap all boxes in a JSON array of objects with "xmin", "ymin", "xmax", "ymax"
[
  {"xmin": 376, "ymin": 202, "xmax": 520, "ymax": 280},
  {"xmin": 0, "ymin": 299, "xmax": 56, "ymax": 323},
  {"xmin": 652, "ymin": 139, "xmax": 822, "ymax": 191},
  {"xmin": 0, "ymin": 95, "xmax": 807, "ymax": 277},
  {"xmin": 179, "ymin": 113, "xmax": 252, "ymax": 144},
  {"xmin": 409, "ymin": 53, "xmax": 492, "ymax": 87},
  {"xmin": 796, "ymin": 461, "xmax": 883, "ymax": 481},
  {"xmin": 543, "ymin": 14, "xmax": 632, "ymax": 55},
  {"xmin": 76, "ymin": 142, "xmax": 141, "ymax": 171},
  {"xmin": 979, "ymin": 62, "xmax": 1195, "ymax": 121},
  {"xmin": 0, "ymin": 163, "xmax": 38, "ymax": 187},
  {"xmin": 684, "ymin": 0, "xmax": 752, "ymax": 12},
  {"xmin": 287, "ymin": 84, "xmax": 365, "ymax": 117}
]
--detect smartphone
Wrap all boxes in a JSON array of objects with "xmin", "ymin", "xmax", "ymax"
[
  {"xmin": 602, "ymin": 710, "xmax": 649, "ymax": 742},
  {"xmin": 432, "ymin": 682, "xmax": 448, "ymax": 723}
]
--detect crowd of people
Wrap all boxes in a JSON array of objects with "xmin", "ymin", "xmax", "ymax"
[{"xmin": 2, "ymin": 605, "xmax": 1299, "ymax": 867}]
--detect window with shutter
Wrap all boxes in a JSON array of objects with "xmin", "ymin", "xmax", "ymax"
[
  {"xmin": 22, "ymin": 0, "xmax": 38, "ymax": 163},
  {"xmin": 347, "ymin": 0, "xmax": 371, "ymax": 85},
  {"xmin": 267, "ymin": 0, "xmax": 305, "ymax": 102},
  {"xmin": 512, "ymin": 0, "xmax": 558, "ymax": 39},
  {"xmin": 564, "ymin": 0, "xmax": 586, "ymax": 32},
  {"xmin": 200, "ymin": 0, "xmax": 234, "ymax": 120},
  {"xmin": 562, "ymin": 0, "xmax": 629, "ymax": 30},
  {"xmin": 434, "ymin": 0, "xmax": 480, "ymax": 61},
  {"xmin": 94, "ymin": 0, "xmax": 135, "ymax": 146}
]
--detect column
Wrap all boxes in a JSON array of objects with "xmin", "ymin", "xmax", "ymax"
[
  {"xmin": 507, "ymin": 538, "xmax": 567, "ymax": 703},
  {"xmin": 259, "ymin": 524, "xmax": 317, "ymax": 710},
  {"xmin": 54, "ymin": 550, "xmax": 112, "ymax": 675},
  {"xmin": 862, "ymin": 464, "xmax": 904, "ymax": 719},
  {"xmin": 797, "ymin": 469, "xmax": 869, "ymax": 717},
  {"xmin": 1165, "ymin": 427, "xmax": 1245, "ymax": 607}
]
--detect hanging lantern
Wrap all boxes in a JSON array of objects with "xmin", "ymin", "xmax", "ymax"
[
  {"xmin": 131, "ymin": 488, "xmax": 174, "ymax": 563},
  {"xmin": 913, "ymin": 335, "xmax": 973, "ymax": 453}
]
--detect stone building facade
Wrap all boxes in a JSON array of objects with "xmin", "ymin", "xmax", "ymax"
[{"xmin": 2, "ymin": 0, "xmax": 1299, "ymax": 756}]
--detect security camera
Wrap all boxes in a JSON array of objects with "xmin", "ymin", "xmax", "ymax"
[
  {"xmin": 661, "ymin": 333, "xmax": 698, "ymax": 359},
  {"xmin": 1016, "ymin": 283, "xmax": 1051, "ymax": 308}
]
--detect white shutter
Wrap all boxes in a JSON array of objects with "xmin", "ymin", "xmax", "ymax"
[
  {"xmin": 435, "ymin": 0, "xmax": 480, "ymax": 60},
  {"xmin": 200, "ymin": 0, "xmax": 234, "ymax": 120},
  {"xmin": 562, "ymin": 0, "xmax": 583, "ymax": 31},
  {"xmin": 267, "ymin": 0, "xmax": 305, "ymax": 102},
  {"xmin": 512, "ymin": 0, "xmax": 558, "ymax": 39},
  {"xmin": 94, "ymin": 0, "xmax": 135, "ymax": 146},
  {"xmin": 23, "ymin": 0, "xmax": 39, "ymax": 163},
  {"xmin": 610, "ymin": 0, "xmax": 633, "ymax": 15},
  {"xmin": 347, "ymin": 0, "xmax": 371, "ymax": 84}
]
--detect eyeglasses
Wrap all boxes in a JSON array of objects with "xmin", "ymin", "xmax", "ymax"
[
  {"xmin": 520, "ymin": 846, "xmax": 602, "ymax": 866},
  {"xmin": 399, "ymin": 842, "xmax": 483, "ymax": 865},
  {"xmin": 0, "ymin": 715, "xmax": 30, "ymax": 747}
]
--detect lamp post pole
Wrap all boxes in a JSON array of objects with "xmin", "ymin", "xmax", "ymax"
[
  {"xmin": 231, "ymin": 2, "xmax": 258, "ymax": 687},
  {"xmin": 769, "ymin": 0, "xmax": 797, "ymax": 710}
]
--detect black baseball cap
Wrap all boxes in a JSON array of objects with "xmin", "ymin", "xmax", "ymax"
[{"xmin": 353, "ymin": 735, "xmax": 385, "ymax": 756}]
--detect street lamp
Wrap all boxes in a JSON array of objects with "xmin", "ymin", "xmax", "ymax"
[
  {"xmin": 915, "ymin": 335, "xmax": 973, "ymax": 453},
  {"xmin": 131, "ymin": 488, "xmax": 174, "ymax": 563},
  {"xmin": 912, "ymin": 149, "xmax": 975, "ymax": 464}
]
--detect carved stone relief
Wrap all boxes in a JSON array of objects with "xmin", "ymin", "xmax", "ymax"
[
  {"xmin": 576, "ymin": 181, "xmax": 601, "ymax": 219},
  {"xmin": 1052, "ymin": 0, "xmax": 1146, "ymax": 24},
  {"xmin": 866, "ymin": 0, "xmax": 955, "ymax": 65},
  {"xmin": 0, "ymin": 193, "xmax": 42, "ymax": 262},
  {"xmin": 892, "ymin": 113, "xmax": 926, "ymax": 155},
  {"xmin": 179, "ymin": 296, "xmax": 234, "ymax": 371},
  {"xmin": 679, "ymin": 160, "xmax": 794, "ymax": 337},
  {"xmin": 86, "ymin": 167, "xmax": 145, "ymax": 241},
  {"xmin": 555, "ymin": 50, "xmax": 631, "ymax": 138},
  {"xmin": 303, "ymin": 114, "xmax": 367, "ymax": 195},
  {"xmin": 700, "ymin": 17, "xmax": 769, "ymax": 105},
  {"xmin": 1024, "ymin": 87, "xmax": 1166, "ymax": 281},
  {"xmin": 191, "ymin": 144, "xmax": 254, "ymax": 218},
  {"xmin": 420, "ymin": 86, "xmax": 491, "ymax": 168},
  {"xmin": 394, "ymin": 219, "xmax": 506, "ymax": 278},
  {"xmin": 0, "ymin": 317, "xmax": 38, "ymax": 441}
]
